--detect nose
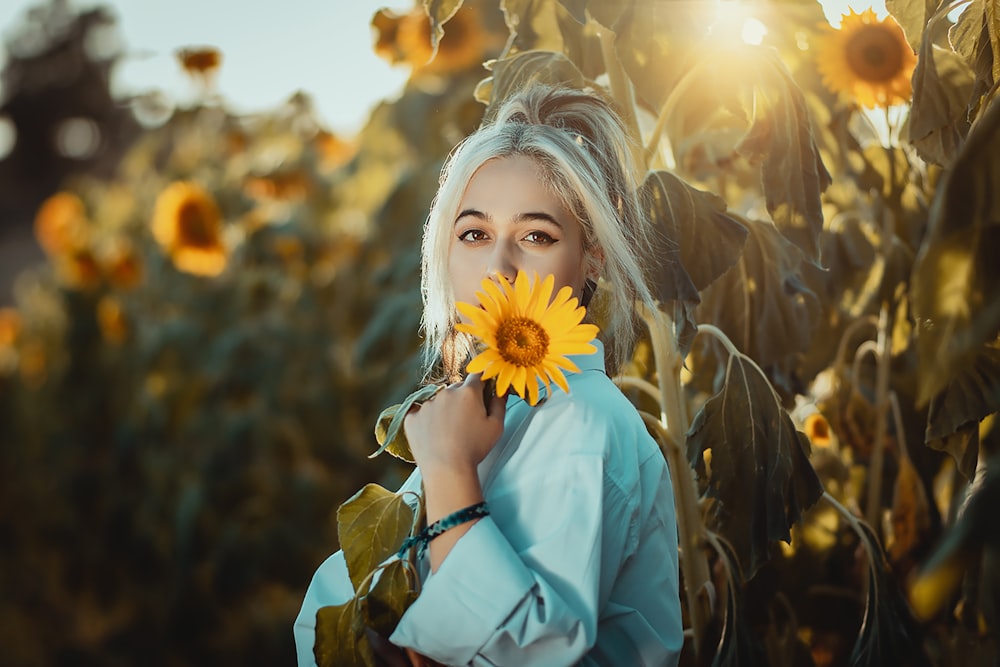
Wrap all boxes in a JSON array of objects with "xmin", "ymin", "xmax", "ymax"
[{"xmin": 486, "ymin": 241, "xmax": 517, "ymax": 285}]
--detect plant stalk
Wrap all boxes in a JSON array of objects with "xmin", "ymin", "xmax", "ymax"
[
  {"xmin": 865, "ymin": 303, "xmax": 892, "ymax": 531},
  {"xmin": 640, "ymin": 304, "xmax": 709, "ymax": 654}
]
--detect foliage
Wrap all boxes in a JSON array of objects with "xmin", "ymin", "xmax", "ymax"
[{"xmin": 4, "ymin": 0, "xmax": 1000, "ymax": 665}]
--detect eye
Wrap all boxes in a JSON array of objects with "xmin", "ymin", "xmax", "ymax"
[
  {"xmin": 458, "ymin": 228, "xmax": 489, "ymax": 243},
  {"xmin": 523, "ymin": 231, "xmax": 556, "ymax": 245}
]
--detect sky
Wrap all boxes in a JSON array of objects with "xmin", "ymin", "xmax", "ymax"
[
  {"xmin": 0, "ymin": 0, "xmax": 412, "ymax": 136},
  {"xmin": 0, "ymin": 0, "xmax": 884, "ymax": 138}
]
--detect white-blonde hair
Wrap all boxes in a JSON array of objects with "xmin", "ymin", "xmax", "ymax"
[{"xmin": 420, "ymin": 85, "xmax": 657, "ymax": 379}]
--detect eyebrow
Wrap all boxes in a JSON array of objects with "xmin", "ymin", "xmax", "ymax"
[{"xmin": 455, "ymin": 209, "xmax": 564, "ymax": 228}]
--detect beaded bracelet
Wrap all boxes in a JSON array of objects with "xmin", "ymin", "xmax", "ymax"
[{"xmin": 397, "ymin": 501, "xmax": 490, "ymax": 560}]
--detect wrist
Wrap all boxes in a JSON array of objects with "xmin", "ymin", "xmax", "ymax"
[{"xmin": 420, "ymin": 466, "xmax": 483, "ymax": 524}]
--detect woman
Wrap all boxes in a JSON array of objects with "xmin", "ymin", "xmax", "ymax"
[{"xmin": 295, "ymin": 85, "xmax": 682, "ymax": 666}]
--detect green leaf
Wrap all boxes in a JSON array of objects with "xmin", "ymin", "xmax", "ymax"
[
  {"xmin": 364, "ymin": 560, "xmax": 420, "ymax": 637},
  {"xmin": 734, "ymin": 49, "xmax": 831, "ymax": 265},
  {"xmin": 475, "ymin": 50, "xmax": 588, "ymax": 120},
  {"xmin": 925, "ymin": 346, "xmax": 1000, "ymax": 477},
  {"xmin": 423, "ymin": 0, "xmax": 464, "ymax": 48},
  {"xmin": 908, "ymin": 29, "xmax": 975, "ymax": 166},
  {"xmin": 911, "ymin": 96, "xmax": 1000, "ymax": 405},
  {"xmin": 371, "ymin": 383, "xmax": 443, "ymax": 462},
  {"xmin": 694, "ymin": 217, "xmax": 820, "ymax": 373},
  {"xmin": 337, "ymin": 484, "xmax": 415, "ymax": 593},
  {"xmin": 613, "ymin": 2, "xmax": 711, "ymax": 108},
  {"xmin": 886, "ymin": 0, "xmax": 940, "ymax": 52},
  {"xmin": 848, "ymin": 519, "xmax": 933, "ymax": 667},
  {"xmin": 315, "ymin": 597, "xmax": 376, "ymax": 667},
  {"xmin": 686, "ymin": 354, "xmax": 823, "ymax": 580},
  {"xmin": 639, "ymin": 170, "xmax": 748, "ymax": 302}
]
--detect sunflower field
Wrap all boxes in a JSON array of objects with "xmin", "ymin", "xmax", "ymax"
[{"xmin": 0, "ymin": 0, "xmax": 999, "ymax": 665}]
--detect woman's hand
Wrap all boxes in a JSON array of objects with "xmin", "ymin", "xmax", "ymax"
[
  {"xmin": 404, "ymin": 372, "xmax": 506, "ymax": 571},
  {"xmin": 403, "ymin": 372, "xmax": 506, "ymax": 477}
]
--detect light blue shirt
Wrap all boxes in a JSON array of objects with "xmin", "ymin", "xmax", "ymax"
[{"xmin": 295, "ymin": 341, "xmax": 682, "ymax": 666}]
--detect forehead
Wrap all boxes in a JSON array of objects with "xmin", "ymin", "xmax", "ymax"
[{"xmin": 459, "ymin": 155, "xmax": 565, "ymax": 208}]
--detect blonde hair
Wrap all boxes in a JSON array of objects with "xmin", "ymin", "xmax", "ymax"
[{"xmin": 420, "ymin": 85, "xmax": 656, "ymax": 379}]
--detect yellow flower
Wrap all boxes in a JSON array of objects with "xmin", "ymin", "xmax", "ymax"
[
  {"xmin": 815, "ymin": 9, "xmax": 916, "ymax": 109},
  {"xmin": 0, "ymin": 308, "xmax": 20, "ymax": 347},
  {"xmin": 456, "ymin": 272, "xmax": 599, "ymax": 406},
  {"xmin": 151, "ymin": 182, "xmax": 228, "ymax": 277},
  {"xmin": 97, "ymin": 296, "xmax": 128, "ymax": 345},
  {"xmin": 176, "ymin": 47, "xmax": 222, "ymax": 79},
  {"xmin": 372, "ymin": 5, "xmax": 485, "ymax": 75},
  {"xmin": 34, "ymin": 191, "xmax": 89, "ymax": 256},
  {"xmin": 804, "ymin": 412, "xmax": 832, "ymax": 448}
]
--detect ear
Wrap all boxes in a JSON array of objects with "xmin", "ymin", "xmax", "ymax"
[{"xmin": 586, "ymin": 245, "xmax": 605, "ymax": 280}]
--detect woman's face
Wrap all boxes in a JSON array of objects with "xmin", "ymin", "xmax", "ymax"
[{"xmin": 448, "ymin": 155, "xmax": 590, "ymax": 313}]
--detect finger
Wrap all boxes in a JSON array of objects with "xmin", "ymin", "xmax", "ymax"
[{"xmin": 487, "ymin": 384, "xmax": 507, "ymax": 421}]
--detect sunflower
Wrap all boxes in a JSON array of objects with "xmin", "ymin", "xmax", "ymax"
[
  {"xmin": 97, "ymin": 296, "xmax": 128, "ymax": 345},
  {"xmin": 176, "ymin": 47, "xmax": 222, "ymax": 79},
  {"xmin": 455, "ymin": 272, "xmax": 600, "ymax": 406},
  {"xmin": 151, "ymin": 182, "xmax": 228, "ymax": 277},
  {"xmin": 0, "ymin": 308, "xmax": 20, "ymax": 348},
  {"xmin": 34, "ymin": 191, "xmax": 89, "ymax": 256},
  {"xmin": 815, "ymin": 9, "xmax": 916, "ymax": 109},
  {"xmin": 372, "ymin": 5, "xmax": 485, "ymax": 76}
]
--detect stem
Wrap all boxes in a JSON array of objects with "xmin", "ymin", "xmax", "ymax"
[
  {"xmin": 617, "ymin": 375, "xmax": 665, "ymax": 405},
  {"xmin": 596, "ymin": 25, "xmax": 644, "ymax": 170},
  {"xmin": 641, "ymin": 62, "xmax": 707, "ymax": 166},
  {"xmin": 865, "ymin": 304, "xmax": 892, "ymax": 531},
  {"xmin": 697, "ymin": 323, "xmax": 740, "ymax": 358},
  {"xmin": 833, "ymin": 315, "xmax": 878, "ymax": 373},
  {"xmin": 638, "ymin": 304, "xmax": 709, "ymax": 654}
]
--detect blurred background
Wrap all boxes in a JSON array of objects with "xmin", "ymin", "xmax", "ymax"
[{"xmin": 0, "ymin": 0, "xmax": 925, "ymax": 666}]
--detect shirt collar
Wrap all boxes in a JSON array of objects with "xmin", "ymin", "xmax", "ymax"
[{"xmin": 505, "ymin": 339, "xmax": 606, "ymax": 408}]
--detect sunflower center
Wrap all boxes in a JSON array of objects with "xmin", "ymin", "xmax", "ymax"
[
  {"xmin": 844, "ymin": 24, "xmax": 904, "ymax": 82},
  {"xmin": 495, "ymin": 317, "xmax": 550, "ymax": 367},
  {"xmin": 177, "ymin": 201, "xmax": 218, "ymax": 248}
]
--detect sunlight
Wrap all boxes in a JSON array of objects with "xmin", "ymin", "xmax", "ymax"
[{"xmin": 741, "ymin": 17, "xmax": 768, "ymax": 45}]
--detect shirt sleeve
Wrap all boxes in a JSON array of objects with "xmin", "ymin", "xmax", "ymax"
[
  {"xmin": 294, "ymin": 470, "xmax": 424, "ymax": 667},
  {"xmin": 293, "ymin": 550, "xmax": 353, "ymax": 667},
  {"xmin": 389, "ymin": 416, "xmax": 634, "ymax": 666}
]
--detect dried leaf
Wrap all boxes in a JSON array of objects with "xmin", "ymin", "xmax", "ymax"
[
  {"xmin": 315, "ymin": 597, "xmax": 376, "ymax": 667},
  {"xmin": 912, "ymin": 96, "xmax": 1000, "ymax": 405},
  {"xmin": 337, "ymin": 484, "xmax": 415, "ymax": 593},
  {"xmin": 640, "ymin": 170, "xmax": 748, "ymax": 303},
  {"xmin": 686, "ymin": 354, "xmax": 823, "ymax": 579},
  {"xmin": 371, "ymin": 383, "xmax": 443, "ymax": 462}
]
